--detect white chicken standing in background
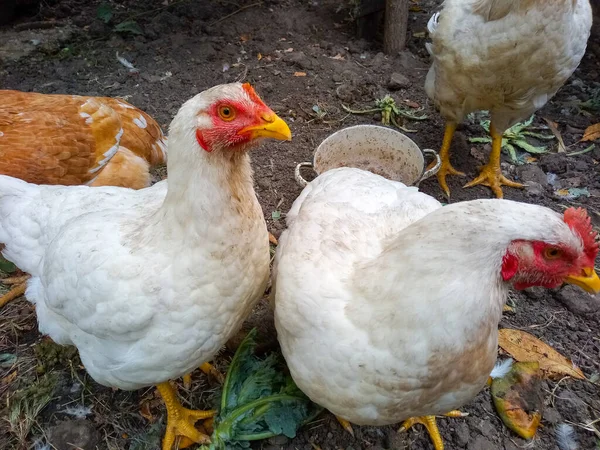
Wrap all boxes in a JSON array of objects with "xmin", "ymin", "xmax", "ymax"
[
  {"xmin": 425, "ymin": 0, "xmax": 592, "ymax": 198},
  {"xmin": 0, "ymin": 83, "xmax": 291, "ymax": 450},
  {"xmin": 272, "ymin": 167, "xmax": 599, "ymax": 450}
]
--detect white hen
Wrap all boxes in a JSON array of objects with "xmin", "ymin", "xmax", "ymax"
[
  {"xmin": 425, "ymin": 0, "xmax": 592, "ymax": 198},
  {"xmin": 0, "ymin": 82, "xmax": 292, "ymax": 450},
  {"xmin": 273, "ymin": 167, "xmax": 599, "ymax": 450}
]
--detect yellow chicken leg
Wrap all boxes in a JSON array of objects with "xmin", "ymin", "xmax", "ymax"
[
  {"xmin": 182, "ymin": 362, "xmax": 224, "ymax": 390},
  {"xmin": 399, "ymin": 410, "xmax": 466, "ymax": 450},
  {"xmin": 434, "ymin": 122, "xmax": 466, "ymax": 197},
  {"xmin": 156, "ymin": 382, "xmax": 215, "ymax": 450},
  {"xmin": 464, "ymin": 122, "xmax": 524, "ymax": 198},
  {"xmin": 0, "ymin": 275, "xmax": 30, "ymax": 308}
]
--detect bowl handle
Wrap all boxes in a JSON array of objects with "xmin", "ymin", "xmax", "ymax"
[
  {"xmin": 416, "ymin": 149, "xmax": 441, "ymax": 186},
  {"xmin": 295, "ymin": 162, "xmax": 314, "ymax": 187}
]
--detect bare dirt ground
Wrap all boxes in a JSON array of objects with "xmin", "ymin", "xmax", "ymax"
[{"xmin": 1, "ymin": 1, "xmax": 599, "ymax": 449}]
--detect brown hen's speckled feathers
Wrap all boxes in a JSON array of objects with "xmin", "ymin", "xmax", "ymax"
[{"xmin": 0, "ymin": 90, "xmax": 167, "ymax": 189}]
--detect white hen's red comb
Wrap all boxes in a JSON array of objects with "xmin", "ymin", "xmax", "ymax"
[{"xmin": 563, "ymin": 207, "xmax": 599, "ymax": 261}]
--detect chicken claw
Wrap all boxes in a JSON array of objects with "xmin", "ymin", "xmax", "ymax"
[
  {"xmin": 335, "ymin": 415, "xmax": 355, "ymax": 436},
  {"xmin": 433, "ymin": 122, "xmax": 465, "ymax": 198},
  {"xmin": 463, "ymin": 123, "xmax": 523, "ymax": 198},
  {"xmin": 182, "ymin": 362, "xmax": 224, "ymax": 390},
  {"xmin": 399, "ymin": 410, "xmax": 467, "ymax": 450},
  {"xmin": 0, "ymin": 275, "xmax": 30, "ymax": 308},
  {"xmin": 156, "ymin": 382, "xmax": 215, "ymax": 450}
]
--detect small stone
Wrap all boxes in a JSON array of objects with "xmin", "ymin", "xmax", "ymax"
[
  {"xmin": 473, "ymin": 418, "xmax": 496, "ymax": 437},
  {"xmin": 543, "ymin": 407, "xmax": 562, "ymax": 424},
  {"xmin": 525, "ymin": 181, "xmax": 544, "ymax": 198},
  {"xmin": 268, "ymin": 435, "xmax": 290, "ymax": 446},
  {"xmin": 285, "ymin": 51, "xmax": 313, "ymax": 70},
  {"xmin": 398, "ymin": 49, "xmax": 426, "ymax": 70},
  {"xmin": 573, "ymin": 160, "xmax": 589, "ymax": 171},
  {"xmin": 336, "ymin": 84, "xmax": 355, "ymax": 103},
  {"xmin": 540, "ymin": 153, "xmax": 569, "ymax": 174},
  {"xmin": 468, "ymin": 435, "xmax": 495, "ymax": 450},
  {"xmin": 516, "ymin": 164, "xmax": 547, "ymax": 185},
  {"xmin": 49, "ymin": 420, "xmax": 99, "ymax": 450},
  {"xmin": 197, "ymin": 42, "xmax": 217, "ymax": 61},
  {"xmin": 370, "ymin": 51, "xmax": 387, "ymax": 69},
  {"xmin": 562, "ymin": 176, "xmax": 582, "ymax": 188},
  {"xmin": 453, "ymin": 421, "xmax": 471, "ymax": 447},
  {"xmin": 388, "ymin": 72, "xmax": 410, "ymax": 90},
  {"xmin": 555, "ymin": 285, "xmax": 600, "ymax": 315}
]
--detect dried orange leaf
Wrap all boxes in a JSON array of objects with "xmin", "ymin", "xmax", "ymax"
[
  {"xmin": 498, "ymin": 329, "xmax": 585, "ymax": 380},
  {"xmin": 543, "ymin": 118, "xmax": 566, "ymax": 152},
  {"xmin": 1, "ymin": 370, "xmax": 17, "ymax": 385},
  {"xmin": 293, "ymin": 72, "xmax": 307, "ymax": 77},
  {"xmin": 581, "ymin": 123, "xmax": 600, "ymax": 142},
  {"xmin": 491, "ymin": 361, "xmax": 542, "ymax": 439},
  {"xmin": 257, "ymin": 53, "xmax": 262, "ymax": 61},
  {"xmin": 139, "ymin": 400, "xmax": 155, "ymax": 422},
  {"xmin": 268, "ymin": 232, "xmax": 278, "ymax": 245}
]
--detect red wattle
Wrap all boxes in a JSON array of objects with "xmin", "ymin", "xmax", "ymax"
[
  {"xmin": 501, "ymin": 252, "xmax": 518, "ymax": 281},
  {"xmin": 196, "ymin": 129, "xmax": 211, "ymax": 152}
]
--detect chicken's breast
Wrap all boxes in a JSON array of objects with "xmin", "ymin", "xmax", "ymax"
[{"xmin": 425, "ymin": 0, "xmax": 592, "ymax": 131}]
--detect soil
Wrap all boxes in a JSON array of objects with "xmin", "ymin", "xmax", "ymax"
[{"xmin": 1, "ymin": 1, "xmax": 599, "ymax": 449}]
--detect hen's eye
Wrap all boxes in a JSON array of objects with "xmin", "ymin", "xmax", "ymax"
[
  {"xmin": 543, "ymin": 247, "xmax": 562, "ymax": 259},
  {"xmin": 218, "ymin": 105, "xmax": 236, "ymax": 121}
]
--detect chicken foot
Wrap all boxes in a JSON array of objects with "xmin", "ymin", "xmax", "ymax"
[
  {"xmin": 463, "ymin": 122, "xmax": 524, "ymax": 198},
  {"xmin": 0, "ymin": 274, "xmax": 30, "ymax": 308},
  {"xmin": 399, "ymin": 410, "xmax": 467, "ymax": 450},
  {"xmin": 156, "ymin": 381, "xmax": 215, "ymax": 450},
  {"xmin": 432, "ymin": 122, "xmax": 466, "ymax": 198},
  {"xmin": 182, "ymin": 362, "xmax": 224, "ymax": 390},
  {"xmin": 335, "ymin": 416, "xmax": 355, "ymax": 436}
]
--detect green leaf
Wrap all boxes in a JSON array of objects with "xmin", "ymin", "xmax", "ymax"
[
  {"xmin": 0, "ymin": 257, "xmax": 17, "ymax": 273},
  {"xmin": 114, "ymin": 20, "xmax": 144, "ymax": 35},
  {"xmin": 207, "ymin": 329, "xmax": 323, "ymax": 449},
  {"xmin": 271, "ymin": 210, "xmax": 281, "ymax": 221},
  {"xmin": 97, "ymin": 3, "xmax": 113, "ymax": 23},
  {"xmin": 521, "ymin": 131, "xmax": 555, "ymax": 140},
  {"xmin": 504, "ymin": 143, "xmax": 518, "ymax": 163},
  {"xmin": 220, "ymin": 328, "xmax": 258, "ymax": 414},
  {"xmin": 468, "ymin": 137, "xmax": 492, "ymax": 144},
  {"xmin": 511, "ymin": 139, "xmax": 548, "ymax": 154},
  {"xmin": 0, "ymin": 353, "xmax": 17, "ymax": 368}
]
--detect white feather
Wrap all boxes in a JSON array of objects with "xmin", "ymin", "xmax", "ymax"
[
  {"xmin": 490, "ymin": 358, "xmax": 513, "ymax": 379},
  {"xmin": 556, "ymin": 423, "xmax": 578, "ymax": 450}
]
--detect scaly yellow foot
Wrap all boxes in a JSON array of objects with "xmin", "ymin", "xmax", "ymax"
[
  {"xmin": 432, "ymin": 122, "xmax": 465, "ymax": 197},
  {"xmin": 399, "ymin": 410, "xmax": 467, "ymax": 450},
  {"xmin": 156, "ymin": 382, "xmax": 215, "ymax": 450},
  {"xmin": 182, "ymin": 362, "xmax": 224, "ymax": 390},
  {"xmin": 0, "ymin": 274, "xmax": 30, "ymax": 308},
  {"xmin": 463, "ymin": 122, "xmax": 523, "ymax": 198},
  {"xmin": 335, "ymin": 415, "xmax": 355, "ymax": 437}
]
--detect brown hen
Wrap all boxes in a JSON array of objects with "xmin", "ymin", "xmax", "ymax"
[
  {"xmin": 0, "ymin": 90, "xmax": 167, "ymax": 188},
  {"xmin": 0, "ymin": 90, "xmax": 167, "ymax": 308}
]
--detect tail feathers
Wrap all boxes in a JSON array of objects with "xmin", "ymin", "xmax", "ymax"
[{"xmin": 0, "ymin": 175, "xmax": 45, "ymax": 275}]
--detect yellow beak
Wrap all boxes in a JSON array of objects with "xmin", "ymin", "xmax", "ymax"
[
  {"xmin": 565, "ymin": 267, "xmax": 600, "ymax": 294},
  {"xmin": 240, "ymin": 112, "xmax": 292, "ymax": 141}
]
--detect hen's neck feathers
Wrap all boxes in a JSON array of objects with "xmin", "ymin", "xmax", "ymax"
[{"xmin": 139, "ymin": 99, "xmax": 261, "ymax": 242}]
